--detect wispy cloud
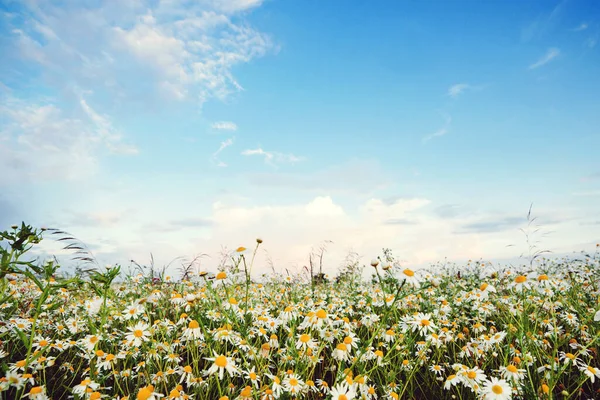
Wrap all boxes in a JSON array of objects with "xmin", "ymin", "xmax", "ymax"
[
  {"xmin": 422, "ymin": 114, "xmax": 451, "ymax": 143},
  {"xmin": 0, "ymin": 95, "xmax": 136, "ymax": 183},
  {"xmin": 528, "ymin": 48, "xmax": 560, "ymax": 69},
  {"xmin": 212, "ymin": 137, "xmax": 234, "ymax": 167},
  {"xmin": 522, "ymin": 0, "xmax": 567, "ymax": 41},
  {"xmin": 447, "ymin": 83, "xmax": 471, "ymax": 98},
  {"xmin": 211, "ymin": 121, "xmax": 238, "ymax": 131},
  {"xmin": 572, "ymin": 22, "xmax": 588, "ymax": 32},
  {"xmin": 241, "ymin": 147, "xmax": 304, "ymax": 166},
  {"xmin": 581, "ymin": 172, "xmax": 600, "ymax": 182},
  {"xmin": 572, "ymin": 190, "xmax": 600, "ymax": 197},
  {"xmin": 6, "ymin": 1, "xmax": 273, "ymax": 107}
]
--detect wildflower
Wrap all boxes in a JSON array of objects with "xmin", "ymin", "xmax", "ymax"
[
  {"xmin": 238, "ymin": 386, "xmax": 252, "ymax": 399},
  {"xmin": 499, "ymin": 364, "xmax": 526, "ymax": 382},
  {"xmin": 81, "ymin": 334, "xmax": 101, "ymax": 352},
  {"xmin": 333, "ymin": 343, "xmax": 351, "ymax": 361},
  {"xmin": 282, "ymin": 373, "xmax": 304, "ymax": 395},
  {"xmin": 32, "ymin": 337, "xmax": 52, "ymax": 351},
  {"xmin": 123, "ymin": 303, "xmax": 145, "ymax": 320},
  {"xmin": 481, "ymin": 377, "xmax": 512, "ymax": 400},
  {"xmin": 182, "ymin": 319, "xmax": 203, "ymax": 341},
  {"xmin": 205, "ymin": 353, "xmax": 238, "ymax": 380},
  {"xmin": 460, "ymin": 366, "xmax": 487, "ymax": 390},
  {"xmin": 97, "ymin": 353, "xmax": 117, "ymax": 371},
  {"xmin": 580, "ymin": 364, "xmax": 600, "ymax": 383},
  {"xmin": 330, "ymin": 383, "xmax": 356, "ymax": 400},
  {"xmin": 24, "ymin": 386, "xmax": 49, "ymax": 400},
  {"xmin": 72, "ymin": 379, "xmax": 100, "ymax": 397},
  {"xmin": 126, "ymin": 322, "xmax": 151, "ymax": 347},
  {"xmin": 266, "ymin": 374, "xmax": 284, "ymax": 398},
  {"xmin": 406, "ymin": 313, "xmax": 437, "ymax": 335},
  {"xmin": 399, "ymin": 268, "xmax": 421, "ymax": 287},
  {"xmin": 559, "ymin": 352, "xmax": 579, "ymax": 365},
  {"xmin": 511, "ymin": 275, "xmax": 530, "ymax": 292},
  {"xmin": 244, "ymin": 366, "xmax": 261, "ymax": 388},
  {"xmin": 137, "ymin": 385, "xmax": 164, "ymax": 400},
  {"xmin": 383, "ymin": 329, "xmax": 396, "ymax": 343},
  {"xmin": 430, "ymin": 364, "xmax": 445, "ymax": 375}
]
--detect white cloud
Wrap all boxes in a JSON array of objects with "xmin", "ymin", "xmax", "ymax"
[
  {"xmin": 0, "ymin": 96, "xmax": 135, "ymax": 183},
  {"xmin": 79, "ymin": 98, "xmax": 139, "ymax": 155},
  {"xmin": 211, "ymin": 121, "xmax": 238, "ymax": 131},
  {"xmin": 242, "ymin": 147, "xmax": 304, "ymax": 165},
  {"xmin": 212, "ymin": 137, "xmax": 234, "ymax": 167},
  {"xmin": 422, "ymin": 114, "xmax": 451, "ymax": 143},
  {"xmin": 573, "ymin": 23, "xmax": 588, "ymax": 32},
  {"xmin": 448, "ymin": 83, "xmax": 471, "ymax": 98},
  {"xmin": 528, "ymin": 48, "xmax": 560, "ymax": 69},
  {"xmin": 245, "ymin": 159, "xmax": 392, "ymax": 195},
  {"xmin": 7, "ymin": 1, "xmax": 273, "ymax": 106}
]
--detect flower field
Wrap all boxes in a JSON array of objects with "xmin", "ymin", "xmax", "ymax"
[{"xmin": 1, "ymin": 225, "xmax": 600, "ymax": 399}]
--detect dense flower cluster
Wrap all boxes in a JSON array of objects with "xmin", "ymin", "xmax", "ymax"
[{"xmin": 1, "ymin": 252, "xmax": 599, "ymax": 399}]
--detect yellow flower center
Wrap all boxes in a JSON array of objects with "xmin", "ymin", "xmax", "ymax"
[
  {"xmin": 403, "ymin": 269, "xmax": 415, "ymax": 277},
  {"xmin": 336, "ymin": 343, "xmax": 347, "ymax": 351},
  {"xmin": 316, "ymin": 309, "xmax": 327, "ymax": 319},
  {"xmin": 343, "ymin": 336, "xmax": 353, "ymax": 345},
  {"xmin": 289, "ymin": 378, "xmax": 298, "ymax": 386},
  {"xmin": 240, "ymin": 386, "xmax": 252, "ymax": 396},
  {"xmin": 492, "ymin": 384, "xmax": 503, "ymax": 394},
  {"xmin": 507, "ymin": 365, "xmax": 518, "ymax": 373},
  {"xmin": 30, "ymin": 387, "xmax": 43, "ymax": 395},
  {"xmin": 300, "ymin": 334, "xmax": 310, "ymax": 343},
  {"xmin": 134, "ymin": 330, "xmax": 143, "ymax": 338},
  {"xmin": 420, "ymin": 319, "xmax": 430, "ymax": 326},
  {"xmin": 515, "ymin": 275, "xmax": 527, "ymax": 284},
  {"xmin": 216, "ymin": 271, "xmax": 227, "ymax": 280},
  {"xmin": 137, "ymin": 386, "xmax": 154, "ymax": 400},
  {"xmin": 338, "ymin": 395, "xmax": 348, "ymax": 400},
  {"xmin": 538, "ymin": 274, "xmax": 548, "ymax": 281},
  {"xmin": 467, "ymin": 371, "xmax": 477, "ymax": 379},
  {"xmin": 480, "ymin": 283, "xmax": 488, "ymax": 291},
  {"xmin": 215, "ymin": 355, "xmax": 228, "ymax": 368},
  {"xmin": 188, "ymin": 320, "xmax": 200, "ymax": 329}
]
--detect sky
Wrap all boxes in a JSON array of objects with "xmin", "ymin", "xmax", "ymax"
[{"xmin": 1, "ymin": 0, "xmax": 599, "ymax": 278}]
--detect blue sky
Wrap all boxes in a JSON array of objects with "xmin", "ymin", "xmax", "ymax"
[{"xmin": 1, "ymin": 0, "xmax": 599, "ymax": 276}]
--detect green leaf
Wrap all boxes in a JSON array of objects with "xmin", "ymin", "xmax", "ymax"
[{"xmin": 13, "ymin": 326, "xmax": 30, "ymax": 348}]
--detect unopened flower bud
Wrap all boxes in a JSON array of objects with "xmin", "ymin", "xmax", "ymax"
[
  {"xmin": 256, "ymin": 238, "xmax": 263, "ymax": 244},
  {"xmin": 370, "ymin": 259, "xmax": 379, "ymax": 268}
]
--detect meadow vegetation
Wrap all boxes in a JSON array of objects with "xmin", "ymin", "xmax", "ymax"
[{"xmin": 1, "ymin": 223, "xmax": 599, "ymax": 399}]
